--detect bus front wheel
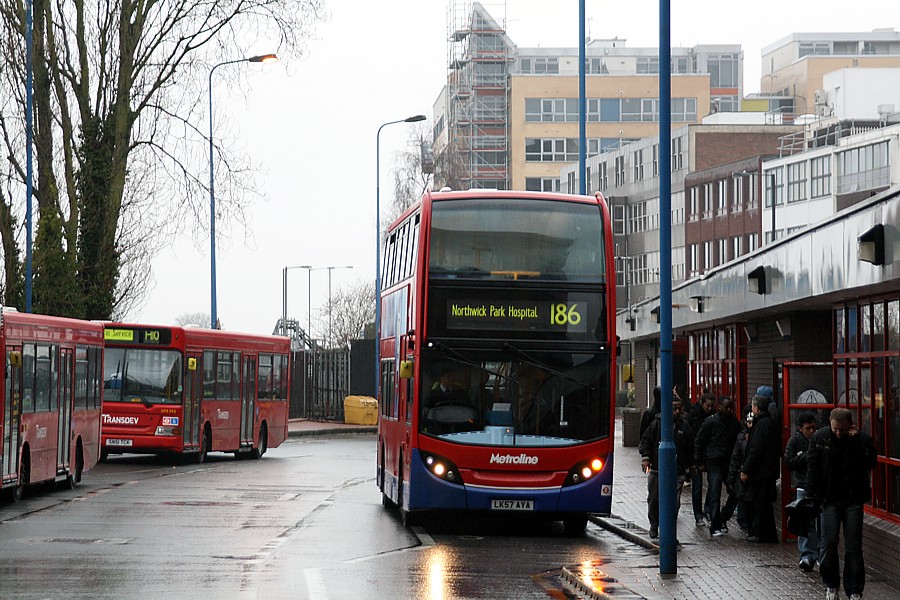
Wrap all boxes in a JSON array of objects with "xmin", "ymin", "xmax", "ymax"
[{"xmin": 563, "ymin": 515, "xmax": 588, "ymax": 536}]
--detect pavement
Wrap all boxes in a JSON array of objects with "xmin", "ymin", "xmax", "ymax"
[{"xmin": 287, "ymin": 417, "xmax": 900, "ymax": 600}]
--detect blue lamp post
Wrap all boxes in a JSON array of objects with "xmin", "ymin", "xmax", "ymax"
[
  {"xmin": 208, "ymin": 53, "xmax": 277, "ymax": 329},
  {"xmin": 375, "ymin": 115, "xmax": 425, "ymax": 395}
]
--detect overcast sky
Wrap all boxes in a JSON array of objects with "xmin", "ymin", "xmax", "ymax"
[{"xmin": 137, "ymin": 0, "xmax": 899, "ymax": 337}]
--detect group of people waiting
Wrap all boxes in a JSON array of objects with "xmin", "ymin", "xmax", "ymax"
[{"xmin": 638, "ymin": 386, "xmax": 876, "ymax": 600}]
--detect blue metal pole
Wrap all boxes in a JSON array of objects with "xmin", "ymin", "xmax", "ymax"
[
  {"xmin": 25, "ymin": 0, "xmax": 33, "ymax": 312},
  {"xmin": 578, "ymin": 0, "xmax": 586, "ymax": 195},
  {"xmin": 658, "ymin": 0, "xmax": 676, "ymax": 574}
]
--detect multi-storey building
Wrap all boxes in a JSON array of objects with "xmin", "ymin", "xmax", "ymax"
[
  {"xmin": 761, "ymin": 29, "xmax": 900, "ymax": 114},
  {"xmin": 560, "ymin": 118, "xmax": 800, "ymax": 310},
  {"xmin": 432, "ymin": 1, "xmax": 742, "ymax": 192}
]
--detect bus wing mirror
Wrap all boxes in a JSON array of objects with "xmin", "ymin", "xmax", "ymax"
[
  {"xmin": 616, "ymin": 335, "xmax": 622, "ymax": 357},
  {"xmin": 187, "ymin": 357, "xmax": 197, "ymax": 371},
  {"xmin": 9, "ymin": 351, "xmax": 21, "ymax": 367},
  {"xmin": 399, "ymin": 360, "xmax": 414, "ymax": 379}
]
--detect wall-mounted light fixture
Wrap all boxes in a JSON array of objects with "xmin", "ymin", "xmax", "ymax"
[
  {"xmin": 689, "ymin": 295, "xmax": 704, "ymax": 313},
  {"xmin": 858, "ymin": 223, "xmax": 885, "ymax": 265},
  {"xmin": 650, "ymin": 306, "xmax": 660, "ymax": 324},
  {"xmin": 748, "ymin": 265, "xmax": 767, "ymax": 295},
  {"xmin": 743, "ymin": 323, "xmax": 757, "ymax": 343}
]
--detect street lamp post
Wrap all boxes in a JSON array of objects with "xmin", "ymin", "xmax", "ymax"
[
  {"xmin": 208, "ymin": 53, "xmax": 277, "ymax": 329},
  {"xmin": 325, "ymin": 266, "xmax": 353, "ymax": 348},
  {"xmin": 375, "ymin": 115, "xmax": 426, "ymax": 396}
]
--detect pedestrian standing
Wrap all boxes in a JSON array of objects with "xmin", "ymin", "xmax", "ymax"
[
  {"xmin": 727, "ymin": 408, "xmax": 753, "ymax": 533},
  {"xmin": 806, "ymin": 408, "xmax": 876, "ymax": 600},
  {"xmin": 740, "ymin": 394, "xmax": 781, "ymax": 543},
  {"xmin": 686, "ymin": 392, "xmax": 716, "ymax": 526},
  {"xmin": 639, "ymin": 397, "xmax": 694, "ymax": 539},
  {"xmin": 694, "ymin": 396, "xmax": 741, "ymax": 537},
  {"xmin": 785, "ymin": 411, "xmax": 820, "ymax": 572}
]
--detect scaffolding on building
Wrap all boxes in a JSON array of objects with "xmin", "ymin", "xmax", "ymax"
[{"xmin": 447, "ymin": 1, "xmax": 511, "ymax": 189}]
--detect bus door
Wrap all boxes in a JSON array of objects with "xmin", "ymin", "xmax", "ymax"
[
  {"xmin": 780, "ymin": 361, "xmax": 834, "ymax": 539},
  {"xmin": 241, "ymin": 356, "xmax": 257, "ymax": 446},
  {"xmin": 183, "ymin": 353, "xmax": 203, "ymax": 450},
  {"xmin": 4, "ymin": 347, "xmax": 22, "ymax": 481},
  {"xmin": 57, "ymin": 348, "xmax": 73, "ymax": 474}
]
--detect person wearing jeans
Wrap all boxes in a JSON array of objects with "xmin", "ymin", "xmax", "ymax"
[
  {"xmin": 785, "ymin": 412, "xmax": 820, "ymax": 571},
  {"xmin": 806, "ymin": 408, "xmax": 876, "ymax": 600},
  {"xmin": 694, "ymin": 396, "xmax": 741, "ymax": 537}
]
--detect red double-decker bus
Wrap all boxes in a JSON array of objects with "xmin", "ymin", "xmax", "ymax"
[
  {"xmin": 1, "ymin": 309, "xmax": 104, "ymax": 502},
  {"xmin": 100, "ymin": 324, "xmax": 290, "ymax": 462},
  {"xmin": 377, "ymin": 189, "xmax": 617, "ymax": 533}
]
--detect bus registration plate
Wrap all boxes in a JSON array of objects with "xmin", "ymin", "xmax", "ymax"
[
  {"xmin": 491, "ymin": 499, "xmax": 533, "ymax": 511},
  {"xmin": 107, "ymin": 438, "xmax": 133, "ymax": 447}
]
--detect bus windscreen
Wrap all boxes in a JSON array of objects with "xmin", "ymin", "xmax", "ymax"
[
  {"xmin": 104, "ymin": 347, "xmax": 183, "ymax": 405},
  {"xmin": 418, "ymin": 347, "xmax": 611, "ymax": 447},
  {"xmin": 428, "ymin": 198, "xmax": 605, "ymax": 282}
]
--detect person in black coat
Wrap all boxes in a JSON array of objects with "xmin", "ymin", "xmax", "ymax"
[
  {"xmin": 639, "ymin": 397, "xmax": 694, "ymax": 539},
  {"xmin": 806, "ymin": 408, "xmax": 876, "ymax": 600},
  {"xmin": 784, "ymin": 411, "xmax": 819, "ymax": 571},
  {"xmin": 740, "ymin": 394, "xmax": 781, "ymax": 543},
  {"xmin": 694, "ymin": 396, "xmax": 741, "ymax": 536},
  {"xmin": 685, "ymin": 392, "xmax": 716, "ymax": 526}
]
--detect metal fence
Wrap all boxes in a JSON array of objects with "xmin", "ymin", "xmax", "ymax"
[{"xmin": 290, "ymin": 346, "xmax": 351, "ymax": 420}]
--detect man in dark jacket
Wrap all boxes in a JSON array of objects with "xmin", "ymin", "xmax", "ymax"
[
  {"xmin": 785, "ymin": 411, "xmax": 819, "ymax": 571},
  {"xmin": 740, "ymin": 394, "xmax": 781, "ymax": 543},
  {"xmin": 639, "ymin": 397, "xmax": 693, "ymax": 539},
  {"xmin": 694, "ymin": 396, "xmax": 741, "ymax": 536},
  {"xmin": 806, "ymin": 408, "xmax": 876, "ymax": 600},
  {"xmin": 685, "ymin": 392, "xmax": 716, "ymax": 526}
]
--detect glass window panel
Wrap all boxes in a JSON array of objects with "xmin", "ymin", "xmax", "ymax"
[
  {"xmin": 835, "ymin": 308, "xmax": 845, "ymax": 354},
  {"xmin": 847, "ymin": 305, "xmax": 858, "ymax": 353},
  {"xmin": 889, "ymin": 356, "xmax": 900, "ymax": 460},
  {"xmin": 889, "ymin": 300, "xmax": 899, "ymax": 351},
  {"xmin": 861, "ymin": 304, "xmax": 872, "ymax": 352},
  {"xmin": 873, "ymin": 302, "xmax": 885, "ymax": 352},
  {"xmin": 874, "ymin": 358, "xmax": 885, "ymax": 455}
]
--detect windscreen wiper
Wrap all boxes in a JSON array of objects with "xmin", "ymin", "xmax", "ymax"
[
  {"xmin": 428, "ymin": 341, "xmax": 518, "ymax": 385},
  {"xmin": 501, "ymin": 342, "xmax": 594, "ymax": 392}
]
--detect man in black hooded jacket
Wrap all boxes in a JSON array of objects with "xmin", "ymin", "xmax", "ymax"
[{"xmin": 740, "ymin": 394, "xmax": 781, "ymax": 543}]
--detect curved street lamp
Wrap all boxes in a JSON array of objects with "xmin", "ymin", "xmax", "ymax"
[
  {"xmin": 375, "ymin": 115, "xmax": 426, "ymax": 396},
  {"xmin": 208, "ymin": 53, "xmax": 278, "ymax": 329}
]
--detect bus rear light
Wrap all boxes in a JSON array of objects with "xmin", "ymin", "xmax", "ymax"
[
  {"xmin": 420, "ymin": 452, "xmax": 463, "ymax": 486},
  {"xmin": 155, "ymin": 426, "xmax": 181, "ymax": 436},
  {"xmin": 564, "ymin": 456, "xmax": 606, "ymax": 487}
]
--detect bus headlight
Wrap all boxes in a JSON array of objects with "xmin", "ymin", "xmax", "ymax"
[
  {"xmin": 563, "ymin": 456, "xmax": 606, "ymax": 487},
  {"xmin": 155, "ymin": 426, "xmax": 181, "ymax": 436},
  {"xmin": 420, "ymin": 452, "xmax": 463, "ymax": 485}
]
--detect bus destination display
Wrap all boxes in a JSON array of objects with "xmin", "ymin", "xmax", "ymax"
[
  {"xmin": 104, "ymin": 327, "xmax": 172, "ymax": 345},
  {"xmin": 446, "ymin": 298, "xmax": 587, "ymax": 333}
]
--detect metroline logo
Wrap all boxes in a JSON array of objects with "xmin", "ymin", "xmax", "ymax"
[{"xmin": 489, "ymin": 453, "xmax": 538, "ymax": 465}]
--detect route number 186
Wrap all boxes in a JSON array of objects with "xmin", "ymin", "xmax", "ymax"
[{"xmin": 550, "ymin": 303, "xmax": 581, "ymax": 326}]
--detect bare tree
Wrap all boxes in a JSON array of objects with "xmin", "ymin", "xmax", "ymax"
[
  {"xmin": 388, "ymin": 122, "xmax": 432, "ymax": 226},
  {"xmin": 0, "ymin": 1, "xmax": 325, "ymax": 318},
  {"xmin": 175, "ymin": 312, "xmax": 211, "ymax": 328},
  {"xmin": 317, "ymin": 280, "xmax": 375, "ymax": 348}
]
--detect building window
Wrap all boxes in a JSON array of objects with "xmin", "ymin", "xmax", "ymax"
[
  {"xmin": 711, "ymin": 95, "xmax": 740, "ymax": 112},
  {"xmin": 652, "ymin": 143, "xmax": 659, "ymax": 177},
  {"xmin": 533, "ymin": 57, "xmax": 559, "ymax": 74},
  {"xmin": 811, "ymin": 155, "xmax": 831, "ymax": 198},
  {"xmin": 671, "ymin": 136, "xmax": 684, "ymax": 171},
  {"xmin": 614, "ymin": 155, "xmax": 626, "ymax": 187},
  {"xmin": 636, "ymin": 56, "xmax": 660, "ymax": 74},
  {"xmin": 688, "ymin": 187, "xmax": 699, "ymax": 221},
  {"xmin": 703, "ymin": 241, "xmax": 713, "ymax": 272},
  {"xmin": 702, "ymin": 183, "xmax": 714, "ymax": 219},
  {"xmin": 598, "ymin": 162, "xmax": 609, "ymax": 191},
  {"xmin": 689, "ymin": 243, "xmax": 699, "ymax": 277},
  {"xmin": 732, "ymin": 177, "xmax": 744, "ymax": 212},
  {"xmin": 717, "ymin": 238, "xmax": 727, "ymax": 266},
  {"xmin": 764, "ymin": 168, "xmax": 784, "ymax": 207},
  {"xmin": 787, "ymin": 161, "xmax": 807, "ymax": 203},
  {"xmin": 613, "ymin": 204, "xmax": 626, "ymax": 236},
  {"xmin": 717, "ymin": 179, "xmax": 728, "ymax": 214},
  {"xmin": 731, "ymin": 236, "xmax": 742, "ymax": 259},
  {"xmin": 836, "ymin": 141, "xmax": 890, "ymax": 195},
  {"xmin": 525, "ymin": 177, "xmax": 560, "ymax": 192},
  {"xmin": 671, "ymin": 97, "xmax": 698, "ymax": 122},
  {"xmin": 632, "ymin": 149, "xmax": 644, "ymax": 181},
  {"xmin": 707, "ymin": 53, "xmax": 739, "ymax": 87},
  {"xmin": 747, "ymin": 233, "xmax": 759, "ymax": 252}
]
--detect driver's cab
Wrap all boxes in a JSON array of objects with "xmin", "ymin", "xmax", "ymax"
[{"xmin": 421, "ymin": 367, "xmax": 481, "ymax": 434}]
